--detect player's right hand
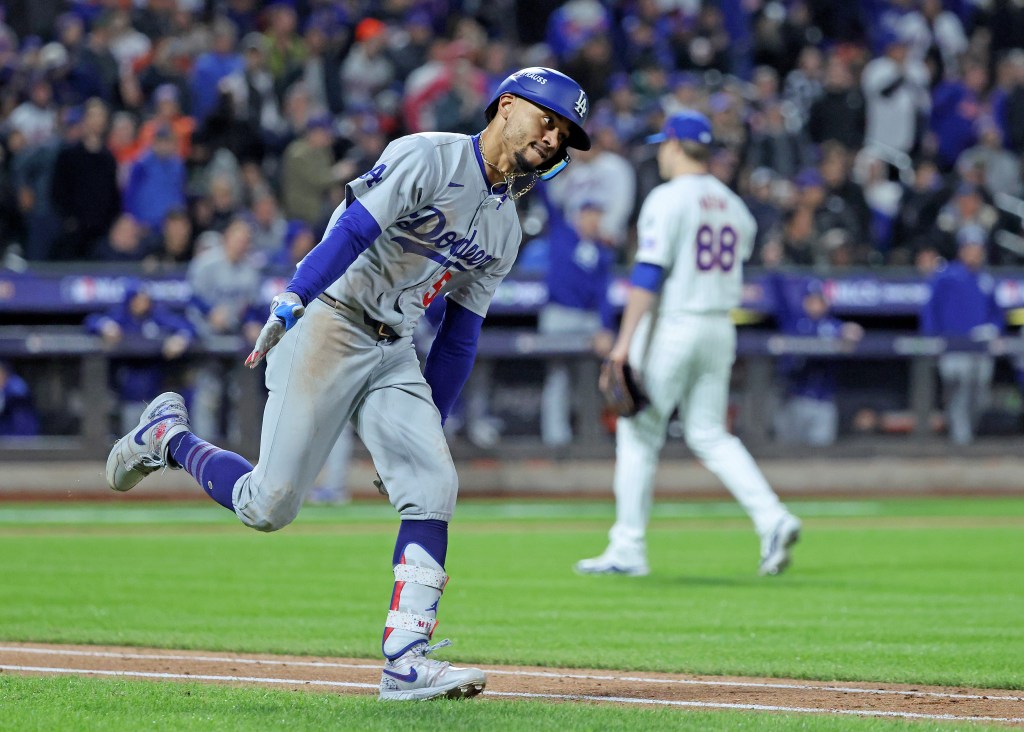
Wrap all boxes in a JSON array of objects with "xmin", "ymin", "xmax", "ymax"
[{"xmin": 245, "ymin": 292, "xmax": 305, "ymax": 368}]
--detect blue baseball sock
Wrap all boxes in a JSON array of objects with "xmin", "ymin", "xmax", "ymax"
[
  {"xmin": 167, "ymin": 432, "xmax": 252, "ymax": 511},
  {"xmin": 392, "ymin": 519, "xmax": 448, "ymax": 566}
]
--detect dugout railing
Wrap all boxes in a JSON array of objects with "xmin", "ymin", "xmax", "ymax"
[{"xmin": 1, "ymin": 326, "xmax": 1021, "ymax": 462}]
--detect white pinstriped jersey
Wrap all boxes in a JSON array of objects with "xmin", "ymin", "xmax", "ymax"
[{"xmin": 634, "ymin": 173, "xmax": 756, "ymax": 314}]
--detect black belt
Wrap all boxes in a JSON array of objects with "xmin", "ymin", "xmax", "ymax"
[{"xmin": 317, "ymin": 293, "xmax": 401, "ymax": 342}]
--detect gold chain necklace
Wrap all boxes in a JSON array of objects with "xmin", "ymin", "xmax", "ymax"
[{"xmin": 477, "ymin": 135, "xmax": 538, "ymax": 201}]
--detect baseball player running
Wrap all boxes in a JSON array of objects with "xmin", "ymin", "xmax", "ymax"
[
  {"xmin": 106, "ymin": 67, "xmax": 591, "ymax": 700},
  {"xmin": 576, "ymin": 111, "xmax": 801, "ymax": 578}
]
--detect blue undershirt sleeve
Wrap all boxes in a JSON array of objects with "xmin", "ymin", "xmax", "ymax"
[
  {"xmin": 285, "ymin": 200, "xmax": 382, "ymax": 306},
  {"xmin": 630, "ymin": 262, "xmax": 664, "ymax": 293},
  {"xmin": 423, "ymin": 300, "xmax": 483, "ymax": 424}
]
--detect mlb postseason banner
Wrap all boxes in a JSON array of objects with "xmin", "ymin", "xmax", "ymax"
[{"xmin": 4, "ymin": 268, "xmax": 1024, "ymax": 317}]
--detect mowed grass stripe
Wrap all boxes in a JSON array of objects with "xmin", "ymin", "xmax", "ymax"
[{"xmin": 2, "ymin": 496, "xmax": 1021, "ymax": 526}]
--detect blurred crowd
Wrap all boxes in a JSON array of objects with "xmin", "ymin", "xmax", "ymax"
[
  {"xmin": 3, "ymin": 0, "xmax": 1024, "ymax": 449},
  {"xmin": 0, "ymin": 0, "xmax": 1023, "ymax": 275}
]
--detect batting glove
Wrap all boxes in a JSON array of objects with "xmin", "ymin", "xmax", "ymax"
[{"xmin": 245, "ymin": 292, "xmax": 305, "ymax": 368}]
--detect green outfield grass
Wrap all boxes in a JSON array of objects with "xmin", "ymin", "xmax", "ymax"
[
  {"xmin": 0, "ymin": 675, "xmax": 955, "ymax": 732},
  {"xmin": 0, "ymin": 496, "xmax": 1021, "ymax": 730}
]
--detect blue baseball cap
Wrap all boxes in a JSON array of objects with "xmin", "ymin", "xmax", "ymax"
[{"xmin": 646, "ymin": 111, "xmax": 713, "ymax": 145}]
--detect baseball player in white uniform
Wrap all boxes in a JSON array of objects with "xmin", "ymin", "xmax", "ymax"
[
  {"xmin": 105, "ymin": 67, "xmax": 592, "ymax": 700},
  {"xmin": 576, "ymin": 111, "xmax": 801, "ymax": 578}
]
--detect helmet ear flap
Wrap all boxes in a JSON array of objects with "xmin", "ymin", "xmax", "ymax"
[{"xmin": 538, "ymin": 149, "xmax": 571, "ymax": 181}]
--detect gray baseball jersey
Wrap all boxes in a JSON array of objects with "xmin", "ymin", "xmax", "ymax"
[
  {"xmin": 322, "ymin": 132, "xmax": 522, "ymax": 337},
  {"xmin": 233, "ymin": 132, "xmax": 524, "ymax": 532}
]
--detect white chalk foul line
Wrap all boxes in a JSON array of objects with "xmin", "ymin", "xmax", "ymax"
[
  {"xmin": 1, "ymin": 646, "xmax": 1021, "ymax": 703},
  {"xmin": 484, "ymin": 691, "xmax": 1024, "ymax": 723},
  {"xmin": 0, "ymin": 664, "xmax": 376, "ymax": 689},
  {"xmin": 2, "ymin": 664, "xmax": 1022, "ymax": 725}
]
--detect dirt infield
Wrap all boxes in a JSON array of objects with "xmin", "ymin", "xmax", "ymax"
[{"xmin": 2, "ymin": 643, "xmax": 1022, "ymax": 725}]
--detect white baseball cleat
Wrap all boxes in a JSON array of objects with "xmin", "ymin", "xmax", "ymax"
[
  {"xmin": 574, "ymin": 547, "xmax": 650, "ymax": 577},
  {"xmin": 378, "ymin": 640, "xmax": 486, "ymax": 701},
  {"xmin": 105, "ymin": 392, "xmax": 190, "ymax": 492},
  {"xmin": 759, "ymin": 513, "xmax": 802, "ymax": 576}
]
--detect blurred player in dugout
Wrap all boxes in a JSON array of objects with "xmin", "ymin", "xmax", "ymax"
[
  {"xmin": 772, "ymin": 277, "xmax": 864, "ymax": 446},
  {"xmin": 538, "ymin": 199, "xmax": 616, "ymax": 447}
]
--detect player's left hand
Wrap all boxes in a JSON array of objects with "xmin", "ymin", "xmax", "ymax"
[
  {"xmin": 599, "ymin": 358, "xmax": 649, "ymax": 418},
  {"xmin": 245, "ymin": 292, "xmax": 305, "ymax": 368}
]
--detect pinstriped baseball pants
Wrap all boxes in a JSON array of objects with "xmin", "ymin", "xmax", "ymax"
[{"xmin": 609, "ymin": 312, "xmax": 788, "ymax": 552}]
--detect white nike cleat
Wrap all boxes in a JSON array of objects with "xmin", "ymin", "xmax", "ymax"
[
  {"xmin": 574, "ymin": 548, "xmax": 650, "ymax": 577},
  {"xmin": 105, "ymin": 392, "xmax": 190, "ymax": 492},
  {"xmin": 759, "ymin": 513, "xmax": 802, "ymax": 576},
  {"xmin": 378, "ymin": 640, "xmax": 486, "ymax": 701}
]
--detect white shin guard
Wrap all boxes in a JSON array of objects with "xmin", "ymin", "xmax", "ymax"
[{"xmin": 382, "ymin": 543, "xmax": 448, "ymax": 659}]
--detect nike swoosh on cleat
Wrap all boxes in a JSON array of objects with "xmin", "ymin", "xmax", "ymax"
[
  {"xmin": 447, "ymin": 181, "xmax": 464, "ymax": 188},
  {"xmin": 133, "ymin": 415, "xmax": 178, "ymax": 446},
  {"xmin": 382, "ymin": 667, "xmax": 418, "ymax": 683}
]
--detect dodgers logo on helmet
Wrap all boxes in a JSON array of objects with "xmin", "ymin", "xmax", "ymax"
[{"xmin": 485, "ymin": 67, "xmax": 592, "ymax": 151}]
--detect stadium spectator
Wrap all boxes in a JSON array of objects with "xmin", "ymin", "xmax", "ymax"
[
  {"xmin": 920, "ymin": 224, "xmax": 1004, "ymax": 445},
  {"xmin": 262, "ymin": 2, "xmax": 306, "ymax": 92},
  {"xmin": 280, "ymin": 113, "xmax": 339, "ymax": 225},
  {"xmin": 10, "ymin": 106, "xmax": 81, "ymax": 261},
  {"xmin": 339, "ymin": 17, "xmax": 395, "ymax": 113},
  {"xmin": 189, "ymin": 17, "xmax": 243, "ymax": 124},
  {"xmin": 286, "ymin": 10, "xmax": 346, "ymax": 116},
  {"xmin": 69, "ymin": 12, "xmax": 119, "ymax": 104},
  {"xmin": 957, "ymin": 117, "xmax": 1022, "ymax": 199},
  {"xmin": 818, "ymin": 142, "xmax": 873, "ymax": 256},
  {"xmin": 862, "ymin": 29, "xmax": 930, "ymax": 156},
  {"xmin": 93, "ymin": 213, "xmax": 150, "ymax": 262},
  {"xmin": 123, "ymin": 124, "xmax": 186, "ymax": 231},
  {"xmin": 50, "ymin": 98, "xmax": 120, "ymax": 261},
  {"xmin": 8, "ymin": 75, "xmax": 57, "ymax": 146},
  {"xmin": 743, "ymin": 167, "xmax": 786, "ymax": 259},
  {"xmin": 546, "ymin": 121, "xmax": 636, "ymax": 247},
  {"xmin": 224, "ymin": 32, "xmax": 287, "ymax": 140},
  {"xmin": 745, "ymin": 100, "xmax": 808, "ymax": 179},
  {"xmin": 142, "ymin": 208, "xmax": 193, "ymax": 272},
  {"xmin": 0, "ymin": 361, "xmax": 40, "ymax": 437},
  {"xmin": 270, "ymin": 220, "xmax": 315, "ymax": 270},
  {"xmin": 136, "ymin": 84, "xmax": 195, "ymax": 161},
  {"xmin": 929, "ymin": 55, "xmax": 989, "ymax": 172},
  {"xmin": 807, "ymin": 51, "xmax": 866, "ymax": 150},
  {"xmin": 783, "ymin": 45, "xmax": 825, "ymax": 126},
  {"xmin": 932, "ymin": 182, "xmax": 999, "ymax": 261}
]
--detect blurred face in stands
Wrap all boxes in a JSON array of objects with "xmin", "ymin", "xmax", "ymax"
[
  {"xmin": 288, "ymin": 229, "xmax": 316, "ymax": 263},
  {"xmin": 110, "ymin": 215, "xmax": 140, "ymax": 253},
  {"xmin": 129, "ymin": 291, "xmax": 152, "ymax": 318},
  {"xmin": 253, "ymin": 195, "xmax": 277, "ymax": 226},
  {"xmin": 153, "ymin": 133, "xmax": 177, "ymax": 158},
  {"xmin": 574, "ymin": 207, "xmax": 603, "ymax": 241},
  {"xmin": 163, "ymin": 213, "xmax": 191, "ymax": 255},
  {"xmin": 957, "ymin": 190, "xmax": 982, "ymax": 220},
  {"xmin": 964, "ymin": 63, "xmax": 988, "ymax": 94},
  {"xmin": 84, "ymin": 101, "xmax": 108, "ymax": 138},
  {"xmin": 210, "ymin": 176, "xmax": 236, "ymax": 212},
  {"xmin": 223, "ymin": 221, "xmax": 251, "ymax": 262},
  {"xmin": 959, "ymin": 241, "xmax": 985, "ymax": 269},
  {"xmin": 803, "ymin": 292, "xmax": 828, "ymax": 320},
  {"xmin": 824, "ymin": 56, "xmax": 853, "ymax": 90},
  {"xmin": 820, "ymin": 149, "xmax": 848, "ymax": 188}
]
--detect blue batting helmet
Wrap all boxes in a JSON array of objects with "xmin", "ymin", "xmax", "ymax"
[{"xmin": 485, "ymin": 67, "xmax": 591, "ymax": 152}]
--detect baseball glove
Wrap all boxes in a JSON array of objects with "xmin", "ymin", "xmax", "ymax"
[{"xmin": 599, "ymin": 360, "xmax": 649, "ymax": 418}]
